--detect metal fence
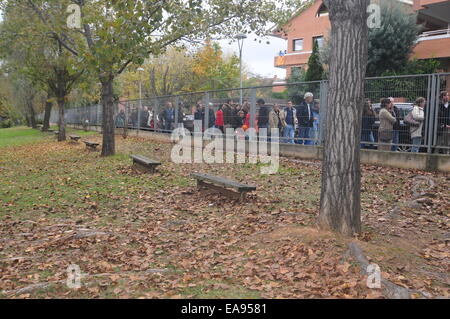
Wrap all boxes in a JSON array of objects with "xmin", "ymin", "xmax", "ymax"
[{"xmin": 46, "ymin": 73, "xmax": 450, "ymax": 154}]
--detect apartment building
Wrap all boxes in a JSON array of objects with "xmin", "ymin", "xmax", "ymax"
[{"xmin": 272, "ymin": 0, "xmax": 450, "ymax": 78}]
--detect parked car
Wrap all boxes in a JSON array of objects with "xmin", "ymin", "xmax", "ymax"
[
  {"xmin": 372, "ymin": 103, "xmax": 414, "ymax": 152},
  {"xmin": 183, "ymin": 114, "xmax": 195, "ymax": 132}
]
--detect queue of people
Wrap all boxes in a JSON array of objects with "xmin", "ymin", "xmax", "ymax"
[
  {"xmin": 115, "ymin": 89, "xmax": 450, "ymax": 153},
  {"xmin": 361, "ymin": 90, "xmax": 450, "ymax": 153}
]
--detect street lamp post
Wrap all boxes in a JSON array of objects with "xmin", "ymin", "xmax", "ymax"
[
  {"xmin": 236, "ymin": 34, "xmax": 247, "ymax": 105},
  {"xmin": 137, "ymin": 67, "xmax": 144, "ymax": 134}
]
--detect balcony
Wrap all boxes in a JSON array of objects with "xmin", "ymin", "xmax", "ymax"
[
  {"xmin": 413, "ymin": 29, "xmax": 450, "ymax": 60},
  {"xmin": 274, "ymin": 52, "xmax": 312, "ymax": 69},
  {"xmin": 418, "ymin": 28, "xmax": 450, "ymax": 41}
]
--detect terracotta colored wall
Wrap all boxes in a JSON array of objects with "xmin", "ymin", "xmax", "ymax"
[
  {"xmin": 276, "ymin": 0, "xmax": 330, "ymax": 74},
  {"xmin": 277, "ymin": 0, "xmax": 450, "ymax": 76},
  {"xmin": 414, "ymin": 0, "xmax": 448, "ymax": 10},
  {"xmin": 412, "ymin": 38, "xmax": 450, "ymax": 60}
]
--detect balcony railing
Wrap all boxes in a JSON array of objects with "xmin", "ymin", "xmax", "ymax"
[{"xmin": 418, "ymin": 28, "xmax": 450, "ymax": 40}]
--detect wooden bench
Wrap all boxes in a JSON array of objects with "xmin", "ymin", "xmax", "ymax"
[
  {"xmin": 69, "ymin": 135, "xmax": 81, "ymax": 142},
  {"xmin": 83, "ymin": 141, "xmax": 100, "ymax": 151},
  {"xmin": 54, "ymin": 131, "xmax": 59, "ymax": 138},
  {"xmin": 130, "ymin": 155, "xmax": 161, "ymax": 174},
  {"xmin": 191, "ymin": 173, "xmax": 256, "ymax": 202}
]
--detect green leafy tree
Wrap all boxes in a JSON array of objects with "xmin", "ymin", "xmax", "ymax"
[
  {"xmin": 321, "ymin": 1, "xmax": 420, "ymax": 77},
  {"xmin": 366, "ymin": 0, "xmax": 420, "ymax": 76},
  {"xmin": 191, "ymin": 42, "xmax": 240, "ymax": 92},
  {"xmin": 305, "ymin": 41, "xmax": 324, "ymax": 82},
  {"xmin": 304, "ymin": 40, "xmax": 324, "ymax": 97},
  {"xmin": 287, "ymin": 67, "xmax": 306, "ymax": 104},
  {"xmin": 7, "ymin": 0, "xmax": 296, "ymax": 156},
  {"xmin": 0, "ymin": 2, "xmax": 86, "ymax": 140}
]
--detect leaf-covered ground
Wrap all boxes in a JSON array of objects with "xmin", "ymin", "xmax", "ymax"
[{"xmin": 0, "ymin": 127, "xmax": 448, "ymax": 298}]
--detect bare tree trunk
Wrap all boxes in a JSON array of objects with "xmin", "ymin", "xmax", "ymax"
[
  {"xmin": 101, "ymin": 74, "xmax": 115, "ymax": 157},
  {"xmin": 24, "ymin": 114, "xmax": 31, "ymax": 127},
  {"xmin": 42, "ymin": 99, "xmax": 52, "ymax": 132},
  {"xmin": 57, "ymin": 97, "xmax": 66, "ymax": 141},
  {"xmin": 319, "ymin": 0, "xmax": 369, "ymax": 236},
  {"xmin": 27, "ymin": 100, "xmax": 37, "ymax": 129}
]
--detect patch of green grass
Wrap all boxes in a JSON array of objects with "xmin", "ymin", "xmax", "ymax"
[
  {"xmin": 0, "ymin": 127, "xmax": 49, "ymax": 148},
  {"xmin": 0, "ymin": 126, "xmax": 97, "ymax": 148}
]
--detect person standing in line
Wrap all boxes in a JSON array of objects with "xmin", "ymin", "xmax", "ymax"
[
  {"xmin": 140, "ymin": 106, "xmax": 149, "ymax": 129},
  {"xmin": 269, "ymin": 104, "xmax": 286, "ymax": 143},
  {"xmin": 162, "ymin": 101, "xmax": 175, "ymax": 132},
  {"xmin": 361, "ymin": 99, "xmax": 376, "ymax": 149},
  {"xmin": 283, "ymin": 101, "xmax": 296, "ymax": 144},
  {"xmin": 435, "ymin": 91, "xmax": 450, "ymax": 154},
  {"xmin": 312, "ymin": 99, "xmax": 320, "ymax": 145},
  {"xmin": 378, "ymin": 98, "xmax": 397, "ymax": 152},
  {"xmin": 410, "ymin": 97, "xmax": 426, "ymax": 153},
  {"xmin": 296, "ymin": 92, "xmax": 314, "ymax": 145},
  {"xmin": 215, "ymin": 104, "xmax": 224, "ymax": 133},
  {"xmin": 389, "ymin": 97, "xmax": 401, "ymax": 152},
  {"xmin": 256, "ymin": 99, "xmax": 270, "ymax": 136},
  {"xmin": 176, "ymin": 103, "xmax": 185, "ymax": 130},
  {"xmin": 194, "ymin": 101, "xmax": 205, "ymax": 131}
]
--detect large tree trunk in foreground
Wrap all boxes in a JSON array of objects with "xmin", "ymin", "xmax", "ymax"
[
  {"xmin": 319, "ymin": 0, "xmax": 369, "ymax": 236},
  {"xmin": 57, "ymin": 97, "xmax": 66, "ymax": 141},
  {"xmin": 101, "ymin": 74, "xmax": 116, "ymax": 157},
  {"xmin": 42, "ymin": 100, "xmax": 53, "ymax": 132}
]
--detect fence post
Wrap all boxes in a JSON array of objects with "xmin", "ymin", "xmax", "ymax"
[
  {"xmin": 431, "ymin": 74, "xmax": 442, "ymax": 154},
  {"xmin": 204, "ymin": 92, "xmax": 210, "ymax": 133},
  {"xmin": 319, "ymin": 80, "xmax": 328, "ymax": 147},
  {"xmin": 137, "ymin": 100, "xmax": 141, "ymax": 136},
  {"xmin": 250, "ymin": 88, "xmax": 257, "ymax": 130},
  {"xmin": 426, "ymin": 74, "xmax": 438, "ymax": 153},
  {"xmin": 154, "ymin": 98, "xmax": 160, "ymax": 133},
  {"xmin": 175, "ymin": 96, "xmax": 180, "ymax": 130}
]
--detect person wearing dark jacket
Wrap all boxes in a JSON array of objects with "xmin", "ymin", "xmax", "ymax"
[
  {"xmin": 361, "ymin": 99, "xmax": 376, "ymax": 149},
  {"xmin": 222, "ymin": 100, "xmax": 234, "ymax": 130},
  {"xmin": 140, "ymin": 106, "xmax": 149, "ymax": 129},
  {"xmin": 162, "ymin": 102, "xmax": 175, "ymax": 132},
  {"xmin": 194, "ymin": 102, "xmax": 215, "ymax": 131},
  {"xmin": 257, "ymin": 99, "xmax": 270, "ymax": 133},
  {"xmin": 130, "ymin": 107, "xmax": 138, "ymax": 128},
  {"xmin": 232, "ymin": 104, "xmax": 242, "ymax": 130},
  {"xmin": 389, "ymin": 98, "xmax": 401, "ymax": 151},
  {"xmin": 435, "ymin": 91, "xmax": 450, "ymax": 154},
  {"xmin": 296, "ymin": 92, "xmax": 314, "ymax": 145}
]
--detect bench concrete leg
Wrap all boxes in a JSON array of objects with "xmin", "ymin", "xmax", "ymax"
[
  {"xmin": 133, "ymin": 162, "xmax": 157, "ymax": 174},
  {"xmin": 196, "ymin": 180, "xmax": 244, "ymax": 202}
]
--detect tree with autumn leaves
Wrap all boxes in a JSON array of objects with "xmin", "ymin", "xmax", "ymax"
[
  {"xmin": 117, "ymin": 43, "xmax": 241, "ymax": 99},
  {"xmin": 1, "ymin": 0, "xmax": 291, "ymax": 157}
]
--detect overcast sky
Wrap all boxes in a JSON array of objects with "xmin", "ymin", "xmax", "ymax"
[{"xmin": 218, "ymin": 34, "xmax": 287, "ymax": 80}]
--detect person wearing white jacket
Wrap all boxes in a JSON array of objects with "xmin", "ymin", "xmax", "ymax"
[{"xmin": 410, "ymin": 97, "xmax": 426, "ymax": 153}]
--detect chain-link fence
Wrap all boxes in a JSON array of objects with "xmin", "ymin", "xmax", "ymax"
[{"xmin": 46, "ymin": 73, "xmax": 450, "ymax": 154}]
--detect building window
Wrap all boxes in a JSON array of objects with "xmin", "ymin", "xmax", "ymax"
[
  {"xmin": 316, "ymin": 3, "xmax": 329, "ymax": 17},
  {"xmin": 293, "ymin": 39, "xmax": 303, "ymax": 51},
  {"xmin": 291, "ymin": 66, "xmax": 302, "ymax": 77},
  {"xmin": 314, "ymin": 36, "xmax": 324, "ymax": 49}
]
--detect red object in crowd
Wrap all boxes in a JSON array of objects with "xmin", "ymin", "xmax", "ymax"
[
  {"xmin": 216, "ymin": 109, "xmax": 224, "ymax": 127},
  {"xmin": 244, "ymin": 113, "xmax": 250, "ymax": 128}
]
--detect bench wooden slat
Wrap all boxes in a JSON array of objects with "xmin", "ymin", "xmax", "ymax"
[
  {"xmin": 130, "ymin": 155, "xmax": 161, "ymax": 174},
  {"xmin": 84, "ymin": 141, "xmax": 100, "ymax": 147},
  {"xmin": 191, "ymin": 173, "xmax": 256, "ymax": 192},
  {"xmin": 131, "ymin": 155, "xmax": 161, "ymax": 166}
]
